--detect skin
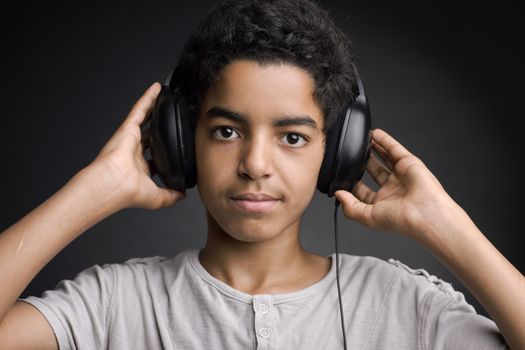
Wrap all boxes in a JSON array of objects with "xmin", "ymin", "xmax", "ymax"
[{"xmin": 0, "ymin": 59, "xmax": 523, "ymax": 349}]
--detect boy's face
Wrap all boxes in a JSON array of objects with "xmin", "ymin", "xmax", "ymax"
[{"xmin": 195, "ymin": 60, "xmax": 325, "ymax": 243}]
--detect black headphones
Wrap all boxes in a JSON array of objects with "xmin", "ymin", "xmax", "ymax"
[{"xmin": 148, "ymin": 63, "xmax": 372, "ymax": 197}]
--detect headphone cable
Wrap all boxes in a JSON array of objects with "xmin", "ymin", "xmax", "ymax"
[{"xmin": 334, "ymin": 198, "xmax": 347, "ymax": 350}]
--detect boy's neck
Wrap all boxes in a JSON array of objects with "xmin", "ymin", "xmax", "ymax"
[{"xmin": 198, "ymin": 213, "xmax": 331, "ymax": 295}]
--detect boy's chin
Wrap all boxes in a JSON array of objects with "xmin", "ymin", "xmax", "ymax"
[
  {"xmin": 220, "ymin": 222, "xmax": 285, "ymax": 244},
  {"xmin": 205, "ymin": 206, "xmax": 300, "ymax": 244}
]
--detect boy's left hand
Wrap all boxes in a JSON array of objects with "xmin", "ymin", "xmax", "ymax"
[
  {"xmin": 334, "ymin": 128, "xmax": 459, "ymax": 243},
  {"xmin": 335, "ymin": 128, "xmax": 525, "ymax": 350}
]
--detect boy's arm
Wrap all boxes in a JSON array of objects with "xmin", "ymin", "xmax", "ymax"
[
  {"xmin": 0, "ymin": 82, "xmax": 186, "ymax": 349},
  {"xmin": 0, "ymin": 166, "xmax": 121, "ymax": 349},
  {"xmin": 335, "ymin": 128, "xmax": 524, "ymax": 350},
  {"xmin": 416, "ymin": 192, "xmax": 524, "ymax": 350}
]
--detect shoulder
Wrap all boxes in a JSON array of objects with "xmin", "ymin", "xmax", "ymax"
[
  {"xmin": 384, "ymin": 258, "xmax": 457, "ymax": 294},
  {"xmin": 104, "ymin": 249, "xmax": 194, "ymax": 278},
  {"xmin": 337, "ymin": 254, "xmax": 481, "ymax": 329},
  {"xmin": 71, "ymin": 249, "xmax": 199, "ymax": 306},
  {"xmin": 341, "ymin": 254, "xmax": 453, "ymax": 287},
  {"xmin": 337, "ymin": 253, "xmax": 464, "ymax": 304},
  {"xmin": 51, "ymin": 250, "xmax": 196, "ymax": 293}
]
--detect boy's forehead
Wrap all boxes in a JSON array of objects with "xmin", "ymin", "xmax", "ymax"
[{"xmin": 199, "ymin": 60, "xmax": 324, "ymax": 129}]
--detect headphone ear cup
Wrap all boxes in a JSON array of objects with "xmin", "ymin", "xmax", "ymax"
[
  {"xmin": 175, "ymin": 94, "xmax": 197, "ymax": 189},
  {"xmin": 149, "ymin": 85, "xmax": 196, "ymax": 190},
  {"xmin": 317, "ymin": 96, "xmax": 372, "ymax": 197},
  {"xmin": 317, "ymin": 106, "xmax": 346, "ymax": 195}
]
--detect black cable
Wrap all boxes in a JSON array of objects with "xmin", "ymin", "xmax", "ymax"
[{"xmin": 334, "ymin": 198, "xmax": 347, "ymax": 350}]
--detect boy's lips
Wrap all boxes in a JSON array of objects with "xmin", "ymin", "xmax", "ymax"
[
  {"xmin": 230, "ymin": 193, "xmax": 281, "ymax": 213},
  {"xmin": 231, "ymin": 193, "xmax": 280, "ymax": 201}
]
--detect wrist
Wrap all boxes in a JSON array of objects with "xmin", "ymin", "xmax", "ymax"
[
  {"xmin": 413, "ymin": 196, "xmax": 478, "ymax": 255},
  {"xmin": 73, "ymin": 162, "xmax": 132, "ymax": 214}
]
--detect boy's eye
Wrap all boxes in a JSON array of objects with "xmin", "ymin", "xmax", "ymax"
[
  {"xmin": 211, "ymin": 126, "xmax": 240, "ymax": 140},
  {"xmin": 280, "ymin": 133, "xmax": 308, "ymax": 147}
]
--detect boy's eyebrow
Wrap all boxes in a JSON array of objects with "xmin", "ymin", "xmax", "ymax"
[{"xmin": 206, "ymin": 106, "xmax": 319, "ymax": 129}]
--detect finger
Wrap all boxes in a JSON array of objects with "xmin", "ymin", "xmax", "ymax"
[
  {"xmin": 335, "ymin": 190, "xmax": 375, "ymax": 228},
  {"xmin": 372, "ymin": 128, "xmax": 413, "ymax": 162},
  {"xmin": 366, "ymin": 152, "xmax": 391, "ymax": 187},
  {"xmin": 125, "ymin": 82, "xmax": 162, "ymax": 127},
  {"xmin": 371, "ymin": 139, "xmax": 394, "ymax": 171},
  {"xmin": 352, "ymin": 180, "xmax": 377, "ymax": 204}
]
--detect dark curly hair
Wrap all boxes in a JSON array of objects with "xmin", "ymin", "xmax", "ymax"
[{"xmin": 170, "ymin": 0, "xmax": 356, "ymax": 135}]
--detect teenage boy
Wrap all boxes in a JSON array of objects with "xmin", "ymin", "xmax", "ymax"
[{"xmin": 1, "ymin": 0, "xmax": 524, "ymax": 349}]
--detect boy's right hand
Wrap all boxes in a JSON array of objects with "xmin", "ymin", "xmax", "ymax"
[{"xmin": 83, "ymin": 82, "xmax": 187, "ymax": 211}]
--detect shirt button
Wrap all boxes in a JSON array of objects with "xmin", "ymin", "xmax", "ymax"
[
  {"xmin": 258, "ymin": 303, "xmax": 269, "ymax": 313},
  {"xmin": 260, "ymin": 328, "xmax": 271, "ymax": 338}
]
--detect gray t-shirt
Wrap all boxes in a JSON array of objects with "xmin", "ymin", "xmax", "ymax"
[{"xmin": 20, "ymin": 249, "xmax": 508, "ymax": 349}]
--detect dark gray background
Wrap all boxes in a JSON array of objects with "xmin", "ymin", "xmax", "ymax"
[{"xmin": 1, "ymin": 0, "xmax": 523, "ymax": 320}]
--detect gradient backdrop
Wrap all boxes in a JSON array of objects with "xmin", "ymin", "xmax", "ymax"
[{"xmin": 1, "ymin": 0, "xmax": 523, "ymax": 319}]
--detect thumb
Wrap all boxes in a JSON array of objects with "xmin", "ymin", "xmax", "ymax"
[{"xmin": 335, "ymin": 190, "xmax": 373, "ymax": 227}]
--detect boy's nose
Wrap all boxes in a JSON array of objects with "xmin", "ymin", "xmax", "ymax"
[{"xmin": 237, "ymin": 136, "xmax": 274, "ymax": 181}]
